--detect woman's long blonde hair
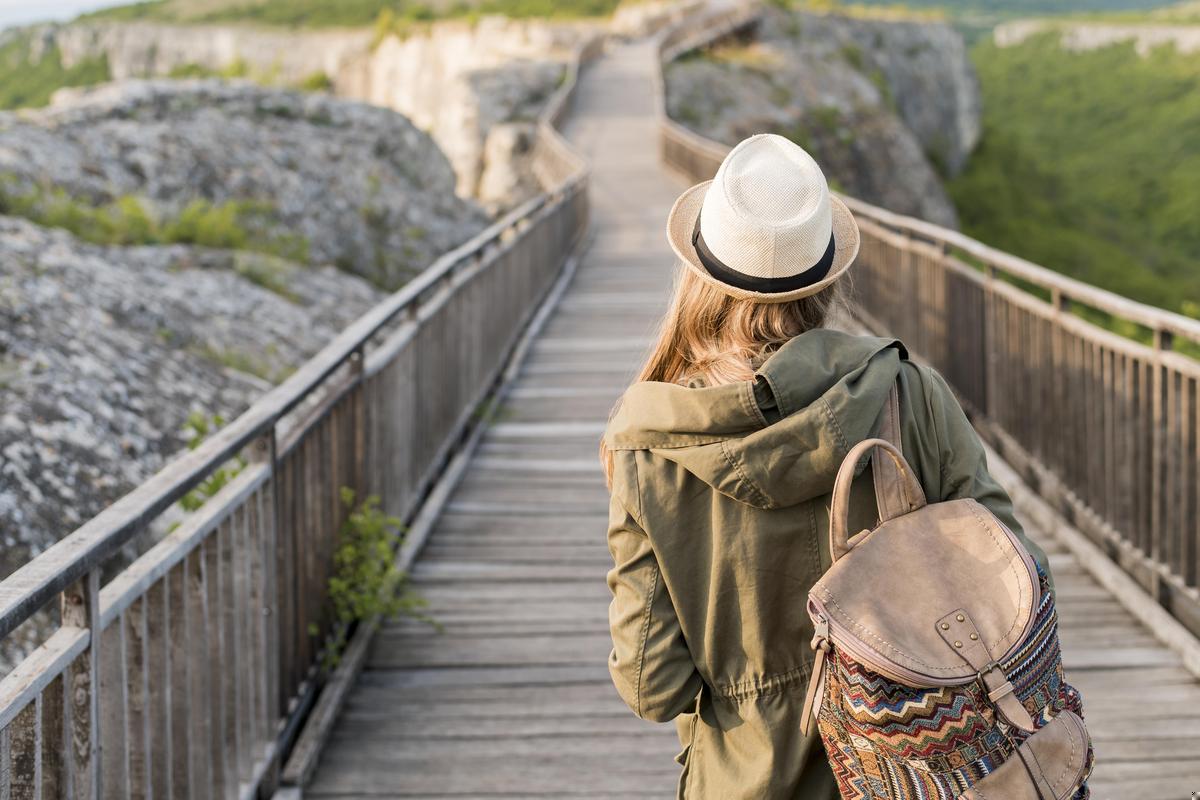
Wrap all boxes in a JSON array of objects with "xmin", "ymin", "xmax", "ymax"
[{"xmin": 600, "ymin": 266, "xmax": 844, "ymax": 485}]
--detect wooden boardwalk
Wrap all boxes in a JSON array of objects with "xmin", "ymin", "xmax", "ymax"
[{"xmin": 307, "ymin": 40, "xmax": 1200, "ymax": 799}]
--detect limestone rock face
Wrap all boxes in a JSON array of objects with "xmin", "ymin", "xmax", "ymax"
[
  {"xmin": 35, "ymin": 17, "xmax": 588, "ymax": 210},
  {"xmin": 0, "ymin": 80, "xmax": 488, "ymax": 289},
  {"xmin": 666, "ymin": 8, "xmax": 982, "ymax": 227},
  {"xmin": 338, "ymin": 18, "xmax": 586, "ymax": 213},
  {"xmin": 0, "ymin": 214, "xmax": 382, "ymax": 589}
]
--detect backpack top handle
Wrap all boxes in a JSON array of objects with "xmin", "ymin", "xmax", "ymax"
[{"xmin": 828, "ymin": 437, "xmax": 926, "ymax": 564}]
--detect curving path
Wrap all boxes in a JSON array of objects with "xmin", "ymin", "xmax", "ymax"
[{"xmin": 307, "ymin": 38, "xmax": 1200, "ymax": 799}]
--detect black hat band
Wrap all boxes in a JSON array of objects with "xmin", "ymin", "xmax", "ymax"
[{"xmin": 691, "ymin": 214, "xmax": 836, "ymax": 294}]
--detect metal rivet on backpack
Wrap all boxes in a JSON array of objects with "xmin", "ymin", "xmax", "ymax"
[
  {"xmin": 956, "ymin": 614, "xmax": 965, "ymax": 622},
  {"xmin": 970, "ymin": 633, "xmax": 979, "ymax": 641},
  {"xmin": 954, "ymin": 641, "xmax": 963, "ymax": 648},
  {"xmin": 939, "ymin": 622, "xmax": 950, "ymax": 630}
]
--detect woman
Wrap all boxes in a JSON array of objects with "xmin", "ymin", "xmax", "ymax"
[{"xmin": 600, "ymin": 134, "xmax": 1053, "ymax": 798}]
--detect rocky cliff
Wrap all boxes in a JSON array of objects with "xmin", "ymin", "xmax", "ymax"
[
  {"xmin": 0, "ymin": 81, "xmax": 487, "ymax": 621},
  {"xmin": 665, "ymin": 7, "xmax": 981, "ymax": 227},
  {"xmin": 0, "ymin": 214, "xmax": 382, "ymax": 586},
  {"xmin": 34, "ymin": 16, "xmax": 591, "ymax": 211},
  {"xmin": 0, "ymin": 80, "xmax": 487, "ymax": 289}
]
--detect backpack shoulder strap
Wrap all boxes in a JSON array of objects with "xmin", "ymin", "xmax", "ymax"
[{"xmin": 872, "ymin": 383, "xmax": 911, "ymax": 522}]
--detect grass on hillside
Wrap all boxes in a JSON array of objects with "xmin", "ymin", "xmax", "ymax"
[
  {"xmin": 0, "ymin": 36, "xmax": 110, "ymax": 109},
  {"xmin": 949, "ymin": 31, "xmax": 1200, "ymax": 321},
  {"xmin": 0, "ymin": 181, "xmax": 310, "ymax": 265},
  {"xmin": 811, "ymin": 0, "xmax": 1182, "ymax": 17},
  {"xmin": 82, "ymin": 0, "xmax": 624, "ymax": 27}
]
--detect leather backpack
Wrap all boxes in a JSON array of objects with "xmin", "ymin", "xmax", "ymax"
[{"xmin": 801, "ymin": 386, "xmax": 1094, "ymax": 799}]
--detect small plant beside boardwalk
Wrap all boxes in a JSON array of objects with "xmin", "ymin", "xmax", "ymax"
[{"xmin": 311, "ymin": 488, "xmax": 435, "ymax": 671}]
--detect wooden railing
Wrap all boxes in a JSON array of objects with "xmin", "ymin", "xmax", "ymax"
[
  {"xmin": 656, "ymin": 8, "xmax": 1200, "ymax": 637},
  {"xmin": 0, "ymin": 36, "xmax": 600, "ymax": 800}
]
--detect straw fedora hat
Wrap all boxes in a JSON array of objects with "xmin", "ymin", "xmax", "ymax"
[{"xmin": 666, "ymin": 133, "xmax": 859, "ymax": 303}]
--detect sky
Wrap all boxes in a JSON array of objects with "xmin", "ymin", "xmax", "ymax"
[{"xmin": 0, "ymin": 0, "xmax": 133, "ymax": 29}]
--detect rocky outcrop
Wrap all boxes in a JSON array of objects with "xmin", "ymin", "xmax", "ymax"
[
  {"xmin": 37, "ymin": 16, "xmax": 590, "ymax": 211},
  {"xmin": 665, "ymin": 7, "xmax": 982, "ymax": 227},
  {"xmin": 347, "ymin": 18, "xmax": 584, "ymax": 212},
  {"xmin": 994, "ymin": 19, "xmax": 1200, "ymax": 56},
  {"xmin": 0, "ymin": 78, "xmax": 492, "ymax": 631},
  {"xmin": 0, "ymin": 214, "xmax": 382, "ymax": 586},
  {"xmin": 0, "ymin": 81, "xmax": 487, "ymax": 289}
]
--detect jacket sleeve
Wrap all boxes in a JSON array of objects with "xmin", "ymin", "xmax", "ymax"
[
  {"xmin": 920, "ymin": 366, "xmax": 1055, "ymax": 591},
  {"xmin": 606, "ymin": 485, "xmax": 703, "ymax": 723}
]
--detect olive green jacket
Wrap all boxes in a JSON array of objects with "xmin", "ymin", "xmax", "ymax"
[{"xmin": 602, "ymin": 330, "xmax": 1051, "ymax": 799}]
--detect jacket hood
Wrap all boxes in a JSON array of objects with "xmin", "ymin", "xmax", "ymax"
[{"xmin": 605, "ymin": 329, "xmax": 906, "ymax": 509}]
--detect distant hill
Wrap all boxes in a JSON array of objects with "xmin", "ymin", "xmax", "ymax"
[
  {"xmin": 80, "ymin": 0, "xmax": 621, "ymax": 26},
  {"xmin": 837, "ymin": 0, "xmax": 1180, "ymax": 16},
  {"xmin": 949, "ymin": 29, "xmax": 1200, "ymax": 319}
]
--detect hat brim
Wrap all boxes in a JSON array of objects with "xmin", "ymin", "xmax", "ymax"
[{"xmin": 665, "ymin": 180, "xmax": 860, "ymax": 303}]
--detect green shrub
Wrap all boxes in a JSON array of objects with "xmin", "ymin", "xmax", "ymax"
[
  {"xmin": 162, "ymin": 199, "xmax": 249, "ymax": 250},
  {"xmin": 313, "ymin": 488, "xmax": 432, "ymax": 669},
  {"xmin": 112, "ymin": 195, "xmax": 157, "ymax": 244},
  {"xmin": 297, "ymin": 71, "xmax": 333, "ymax": 92},
  {"xmin": 177, "ymin": 412, "xmax": 246, "ymax": 514},
  {"xmin": 167, "ymin": 62, "xmax": 219, "ymax": 78}
]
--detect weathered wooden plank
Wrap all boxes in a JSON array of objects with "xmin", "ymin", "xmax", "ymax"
[
  {"xmin": 124, "ymin": 598, "xmax": 151, "ymax": 800},
  {"xmin": 368, "ymin": 633, "xmax": 611, "ymax": 670},
  {"xmin": 40, "ymin": 675, "xmax": 63, "ymax": 798},
  {"xmin": 145, "ymin": 576, "xmax": 172, "ymax": 800},
  {"xmin": 8, "ymin": 695, "xmax": 39, "ymax": 799},
  {"xmin": 63, "ymin": 572, "xmax": 100, "ymax": 800},
  {"xmin": 308, "ymin": 750, "xmax": 679, "ymax": 794}
]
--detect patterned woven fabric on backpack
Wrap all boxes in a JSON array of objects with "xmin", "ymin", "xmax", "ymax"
[
  {"xmin": 817, "ymin": 567, "xmax": 1093, "ymax": 800},
  {"xmin": 800, "ymin": 387, "xmax": 1093, "ymax": 800}
]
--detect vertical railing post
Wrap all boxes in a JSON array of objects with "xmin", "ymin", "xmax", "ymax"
[
  {"xmin": 1150, "ymin": 327, "xmax": 1175, "ymax": 601},
  {"xmin": 350, "ymin": 348, "xmax": 367, "ymax": 500},
  {"xmin": 62, "ymin": 569, "xmax": 101, "ymax": 800}
]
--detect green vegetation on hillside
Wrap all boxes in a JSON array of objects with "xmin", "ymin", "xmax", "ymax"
[
  {"xmin": 0, "ymin": 35, "xmax": 110, "ymax": 109},
  {"xmin": 0, "ymin": 181, "xmax": 310, "ymax": 263},
  {"xmin": 949, "ymin": 32, "xmax": 1200, "ymax": 318},
  {"xmin": 812, "ymin": 0, "xmax": 1180, "ymax": 16},
  {"xmin": 82, "ymin": 0, "xmax": 624, "ymax": 27}
]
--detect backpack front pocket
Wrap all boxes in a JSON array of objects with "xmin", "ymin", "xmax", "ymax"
[{"xmin": 960, "ymin": 710, "xmax": 1091, "ymax": 800}]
